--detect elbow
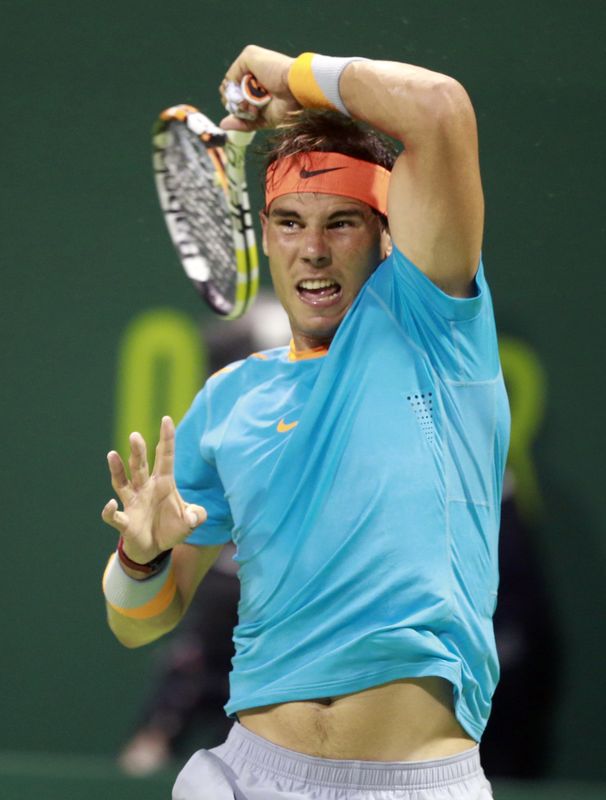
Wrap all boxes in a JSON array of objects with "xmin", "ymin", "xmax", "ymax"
[
  {"xmin": 108, "ymin": 619, "xmax": 149, "ymax": 649},
  {"xmin": 430, "ymin": 77, "xmax": 477, "ymax": 131},
  {"xmin": 110, "ymin": 625, "xmax": 166, "ymax": 649},
  {"xmin": 115, "ymin": 632, "xmax": 149, "ymax": 649},
  {"xmin": 417, "ymin": 77, "xmax": 478, "ymax": 154},
  {"xmin": 391, "ymin": 74, "xmax": 477, "ymax": 143}
]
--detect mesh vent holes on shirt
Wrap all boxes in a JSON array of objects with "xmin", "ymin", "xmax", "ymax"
[{"xmin": 406, "ymin": 392, "xmax": 435, "ymax": 445}]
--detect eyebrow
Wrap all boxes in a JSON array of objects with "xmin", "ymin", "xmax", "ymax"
[{"xmin": 269, "ymin": 207, "xmax": 367, "ymax": 221}]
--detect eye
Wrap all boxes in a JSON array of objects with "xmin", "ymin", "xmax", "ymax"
[
  {"xmin": 278, "ymin": 219, "xmax": 301, "ymax": 230},
  {"xmin": 328, "ymin": 219, "xmax": 354, "ymax": 230}
]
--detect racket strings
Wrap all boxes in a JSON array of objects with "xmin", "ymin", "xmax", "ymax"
[{"xmin": 166, "ymin": 124, "xmax": 236, "ymax": 303}]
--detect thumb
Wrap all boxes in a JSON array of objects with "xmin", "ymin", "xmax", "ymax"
[
  {"xmin": 219, "ymin": 113, "xmax": 256, "ymax": 132},
  {"xmin": 185, "ymin": 504, "xmax": 207, "ymax": 529}
]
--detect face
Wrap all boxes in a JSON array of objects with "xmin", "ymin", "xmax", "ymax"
[{"xmin": 261, "ymin": 193, "xmax": 391, "ymax": 351}]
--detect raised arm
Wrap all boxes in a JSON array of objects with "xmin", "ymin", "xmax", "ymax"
[
  {"xmin": 101, "ymin": 416, "xmax": 221, "ymax": 648},
  {"xmin": 222, "ymin": 46, "xmax": 483, "ymax": 297},
  {"xmin": 339, "ymin": 60, "xmax": 483, "ymax": 296}
]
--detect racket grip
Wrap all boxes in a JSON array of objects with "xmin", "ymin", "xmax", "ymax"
[
  {"xmin": 240, "ymin": 74, "xmax": 271, "ymax": 108},
  {"xmin": 227, "ymin": 129, "xmax": 256, "ymax": 147},
  {"xmin": 225, "ymin": 74, "xmax": 271, "ymax": 120}
]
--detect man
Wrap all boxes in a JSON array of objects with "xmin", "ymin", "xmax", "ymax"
[{"xmin": 102, "ymin": 46, "xmax": 509, "ymax": 799}]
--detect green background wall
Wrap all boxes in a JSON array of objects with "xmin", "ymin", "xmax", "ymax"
[{"xmin": 2, "ymin": 0, "xmax": 605, "ymax": 787}]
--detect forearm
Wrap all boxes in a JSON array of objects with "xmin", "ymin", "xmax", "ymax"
[
  {"xmin": 102, "ymin": 542, "xmax": 222, "ymax": 648},
  {"xmin": 339, "ymin": 59, "xmax": 476, "ymax": 147},
  {"xmin": 224, "ymin": 47, "xmax": 474, "ymax": 150},
  {"xmin": 103, "ymin": 552, "xmax": 183, "ymax": 648},
  {"xmin": 333, "ymin": 55, "xmax": 482, "ymax": 289},
  {"xmin": 106, "ymin": 593, "xmax": 183, "ymax": 648}
]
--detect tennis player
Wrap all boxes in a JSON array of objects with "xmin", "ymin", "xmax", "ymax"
[{"xmin": 102, "ymin": 46, "xmax": 509, "ymax": 799}]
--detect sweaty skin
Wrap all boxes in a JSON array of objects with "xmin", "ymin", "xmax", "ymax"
[
  {"xmin": 239, "ymin": 679, "xmax": 474, "ymax": 761},
  {"xmin": 260, "ymin": 194, "xmax": 390, "ymax": 351}
]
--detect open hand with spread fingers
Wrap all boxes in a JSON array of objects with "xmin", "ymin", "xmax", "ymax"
[{"xmin": 101, "ymin": 416, "xmax": 207, "ymax": 565}]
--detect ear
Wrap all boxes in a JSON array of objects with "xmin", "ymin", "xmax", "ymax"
[
  {"xmin": 380, "ymin": 227, "xmax": 392, "ymax": 259},
  {"xmin": 259, "ymin": 210, "xmax": 269, "ymax": 257}
]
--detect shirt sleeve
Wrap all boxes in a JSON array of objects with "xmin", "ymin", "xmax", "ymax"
[
  {"xmin": 175, "ymin": 387, "xmax": 234, "ymax": 546},
  {"xmin": 378, "ymin": 245, "xmax": 501, "ymax": 383}
]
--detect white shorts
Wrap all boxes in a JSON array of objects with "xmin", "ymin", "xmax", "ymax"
[{"xmin": 172, "ymin": 722, "xmax": 493, "ymax": 800}]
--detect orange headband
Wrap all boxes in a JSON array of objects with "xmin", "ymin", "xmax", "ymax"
[{"xmin": 265, "ymin": 152, "xmax": 390, "ymax": 215}]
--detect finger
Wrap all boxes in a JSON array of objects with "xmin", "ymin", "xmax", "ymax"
[
  {"xmin": 223, "ymin": 46, "xmax": 294, "ymax": 101},
  {"xmin": 222, "ymin": 79, "xmax": 250, "ymax": 118},
  {"xmin": 219, "ymin": 77, "xmax": 234, "ymax": 110},
  {"xmin": 222, "ymin": 76, "xmax": 270, "ymax": 122},
  {"xmin": 107, "ymin": 451, "xmax": 135, "ymax": 504},
  {"xmin": 101, "ymin": 498, "xmax": 130, "ymax": 533},
  {"xmin": 128, "ymin": 432, "xmax": 149, "ymax": 489},
  {"xmin": 224, "ymin": 47, "xmax": 256, "ymax": 87},
  {"xmin": 153, "ymin": 416, "xmax": 176, "ymax": 478},
  {"xmin": 219, "ymin": 113, "xmax": 257, "ymax": 132},
  {"xmin": 183, "ymin": 503, "xmax": 208, "ymax": 529}
]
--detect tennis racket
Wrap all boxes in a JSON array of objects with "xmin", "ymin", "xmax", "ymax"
[{"xmin": 152, "ymin": 78, "xmax": 269, "ymax": 318}]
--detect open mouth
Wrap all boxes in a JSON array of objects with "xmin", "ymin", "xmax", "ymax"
[{"xmin": 296, "ymin": 278, "xmax": 343, "ymax": 306}]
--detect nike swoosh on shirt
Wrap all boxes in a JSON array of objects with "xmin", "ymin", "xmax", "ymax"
[
  {"xmin": 299, "ymin": 167, "xmax": 345, "ymax": 179},
  {"xmin": 277, "ymin": 418, "xmax": 299, "ymax": 433}
]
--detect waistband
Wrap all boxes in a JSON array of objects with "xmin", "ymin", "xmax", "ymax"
[{"xmin": 216, "ymin": 723, "xmax": 483, "ymax": 790}]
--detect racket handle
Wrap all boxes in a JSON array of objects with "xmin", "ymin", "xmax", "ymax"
[
  {"xmin": 240, "ymin": 74, "xmax": 271, "ymax": 108},
  {"xmin": 227, "ymin": 129, "xmax": 256, "ymax": 147},
  {"xmin": 225, "ymin": 74, "xmax": 271, "ymax": 120}
]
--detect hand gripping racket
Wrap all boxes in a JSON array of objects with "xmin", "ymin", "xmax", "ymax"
[{"xmin": 152, "ymin": 90, "xmax": 266, "ymax": 318}]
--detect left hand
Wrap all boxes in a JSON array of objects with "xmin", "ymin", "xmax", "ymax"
[
  {"xmin": 101, "ymin": 416, "xmax": 207, "ymax": 564},
  {"xmin": 220, "ymin": 45, "xmax": 300, "ymax": 131}
]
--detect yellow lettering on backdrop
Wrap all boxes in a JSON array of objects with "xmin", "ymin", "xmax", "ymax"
[
  {"xmin": 499, "ymin": 336, "xmax": 547, "ymax": 520},
  {"xmin": 114, "ymin": 309, "xmax": 206, "ymax": 458}
]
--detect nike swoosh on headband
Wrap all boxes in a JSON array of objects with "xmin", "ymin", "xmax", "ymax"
[
  {"xmin": 266, "ymin": 153, "xmax": 390, "ymax": 214},
  {"xmin": 299, "ymin": 167, "xmax": 346, "ymax": 179}
]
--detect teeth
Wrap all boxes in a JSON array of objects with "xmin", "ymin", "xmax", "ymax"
[{"xmin": 299, "ymin": 279, "xmax": 338, "ymax": 290}]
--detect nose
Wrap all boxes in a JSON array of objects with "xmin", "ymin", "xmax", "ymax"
[{"xmin": 300, "ymin": 228, "xmax": 331, "ymax": 269}]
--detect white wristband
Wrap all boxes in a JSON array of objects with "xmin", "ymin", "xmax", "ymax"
[
  {"xmin": 103, "ymin": 552, "xmax": 175, "ymax": 617},
  {"xmin": 310, "ymin": 55, "xmax": 368, "ymax": 116}
]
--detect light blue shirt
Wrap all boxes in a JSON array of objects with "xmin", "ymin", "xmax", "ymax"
[{"xmin": 176, "ymin": 246, "xmax": 510, "ymax": 741}]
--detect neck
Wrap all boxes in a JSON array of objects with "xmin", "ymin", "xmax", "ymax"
[
  {"xmin": 288, "ymin": 338, "xmax": 330, "ymax": 362},
  {"xmin": 292, "ymin": 333, "xmax": 332, "ymax": 352}
]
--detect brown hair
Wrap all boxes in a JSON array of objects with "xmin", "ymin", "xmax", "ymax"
[{"xmin": 263, "ymin": 110, "xmax": 397, "ymax": 172}]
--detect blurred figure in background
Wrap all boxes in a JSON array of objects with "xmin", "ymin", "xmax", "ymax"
[
  {"xmin": 118, "ymin": 544, "xmax": 239, "ymax": 774},
  {"xmin": 118, "ymin": 295, "xmax": 560, "ymax": 780},
  {"xmin": 481, "ymin": 471, "xmax": 560, "ymax": 778}
]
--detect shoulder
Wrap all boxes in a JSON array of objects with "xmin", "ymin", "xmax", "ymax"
[
  {"xmin": 179, "ymin": 346, "xmax": 290, "ymax": 436},
  {"xmin": 367, "ymin": 244, "xmax": 489, "ymax": 323},
  {"xmin": 205, "ymin": 346, "xmax": 290, "ymax": 394}
]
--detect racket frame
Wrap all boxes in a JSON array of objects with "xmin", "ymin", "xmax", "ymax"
[{"xmin": 152, "ymin": 105, "xmax": 259, "ymax": 319}]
